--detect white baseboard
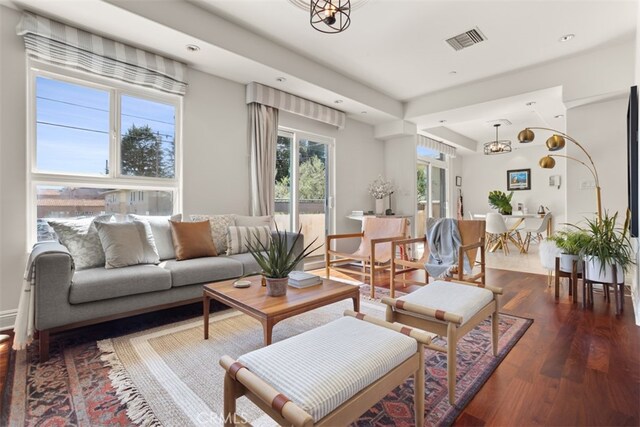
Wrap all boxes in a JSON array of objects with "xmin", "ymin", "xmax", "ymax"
[{"xmin": 0, "ymin": 309, "xmax": 17, "ymax": 331}]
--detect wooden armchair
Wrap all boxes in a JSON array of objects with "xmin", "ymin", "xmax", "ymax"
[
  {"xmin": 390, "ymin": 219, "xmax": 486, "ymax": 298},
  {"xmin": 326, "ymin": 217, "xmax": 408, "ymax": 299}
]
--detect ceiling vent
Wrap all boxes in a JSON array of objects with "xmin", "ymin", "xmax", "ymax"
[
  {"xmin": 486, "ymin": 119, "xmax": 512, "ymax": 127},
  {"xmin": 446, "ymin": 28, "xmax": 487, "ymax": 51}
]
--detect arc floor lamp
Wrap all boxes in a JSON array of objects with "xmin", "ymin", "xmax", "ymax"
[{"xmin": 518, "ymin": 127, "xmax": 602, "ymax": 221}]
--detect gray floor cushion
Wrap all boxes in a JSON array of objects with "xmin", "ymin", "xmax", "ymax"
[
  {"xmin": 70, "ymin": 265, "xmax": 172, "ymax": 304},
  {"xmin": 161, "ymin": 257, "xmax": 243, "ymax": 287}
]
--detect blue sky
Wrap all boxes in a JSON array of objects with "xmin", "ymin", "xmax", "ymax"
[{"xmin": 36, "ymin": 76, "xmax": 175, "ymax": 175}]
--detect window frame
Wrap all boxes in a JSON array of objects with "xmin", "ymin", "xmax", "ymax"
[{"xmin": 26, "ymin": 60, "xmax": 183, "ymax": 246}]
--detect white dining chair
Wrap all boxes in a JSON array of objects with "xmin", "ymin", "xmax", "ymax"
[
  {"xmin": 519, "ymin": 212, "xmax": 552, "ymax": 253},
  {"xmin": 485, "ymin": 212, "xmax": 510, "ymax": 255}
]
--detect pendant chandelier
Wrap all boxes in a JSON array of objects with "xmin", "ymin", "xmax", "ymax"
[
  {"xmin": 288, "ymin": 0, "xmax": 370, "ymax": 34},
  {"xmin": 483, "ymin": 124, "xmax": 512, "ymax": 155}
]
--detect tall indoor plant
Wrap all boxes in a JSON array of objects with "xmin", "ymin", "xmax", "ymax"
[
  {"xmin": 246, "ymin": 226, "xmax": 321, "ymax": 296},
  {"xmin": 548, "ymin": 229, "xmax": 591, "ymax": 273},
  {"xmin": 577, "ymin": 211, "xmax": 634, "ymax": 284}
]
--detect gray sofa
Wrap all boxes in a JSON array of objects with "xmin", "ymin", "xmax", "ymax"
[{"xmin": 32, "ymin": 231, "xmax": 303, "ymax": 362}]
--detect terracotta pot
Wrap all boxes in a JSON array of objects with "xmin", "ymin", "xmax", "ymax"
[{"xmin": 265, "ymin": 277, "xmax": 288, "ymax": 297}]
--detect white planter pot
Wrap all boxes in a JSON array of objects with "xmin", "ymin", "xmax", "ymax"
[
  {"xmin": 559, "ymin": 253, "xmax": 582, "ymax": 274},
  {"xmin": 584, "ymin": 257, "xmax": 624, "ymax": 284},
  {"xmin": 375, "ymin": 199, "xmax": 385, "ymax": 214}
]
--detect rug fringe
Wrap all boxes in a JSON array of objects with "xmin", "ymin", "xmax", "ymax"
[{"xmin": 97, "ymin": 339, "xmax": 162, "ymax": 427}]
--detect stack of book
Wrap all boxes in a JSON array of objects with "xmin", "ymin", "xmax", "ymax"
[{"xmin": 288, "ymin": 271, "xmax": 323, "ymax": 288}]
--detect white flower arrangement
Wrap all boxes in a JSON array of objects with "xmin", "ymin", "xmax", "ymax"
[{"xmin": 368, "ymin": 175, "xmax": 394, "ymax": 200}]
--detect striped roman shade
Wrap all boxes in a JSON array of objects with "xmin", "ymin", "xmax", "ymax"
[
  {"xmin": 226, "ymin": 225, "xmax": 272, "ymax": 255},
  {"xmin": 418, "ymin": 134, "xmax": 457, "ymax": 158},
  {"xmin": 17, "ymin": 12, "xmax": 188, "ymax": 95},
  {"xmin": 246, "ymin": 82, "xmax": 346, "ymax": 129}
]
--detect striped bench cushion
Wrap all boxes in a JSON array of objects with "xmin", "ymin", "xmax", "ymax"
[
  {"xmin": 398, "ymin": 280, "xmax": 493, "ymax": 325},
  {"xmin": 237, "ymin": 316, "xmax": 417, "ymax": 422}
]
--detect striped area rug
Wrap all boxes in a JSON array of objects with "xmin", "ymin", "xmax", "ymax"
[{"xmin": 5, "ymin": 285, "xmax": 531, "ymax": 426}]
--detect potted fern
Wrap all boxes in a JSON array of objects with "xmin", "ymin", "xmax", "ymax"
[
  {"xmin": 577, "ymin": 211, "xmax": 633, "ymax": 284},
  {"xmin": 548, "ymin": 230, "xmax": 591, "ymax": 273},
  {"xmin": 488, "ymin": 190, "xmax": 514, "ymax": 215},
  {"xmin": 246, "ymin": 226, "xmax": 321, "ymax": 297}
]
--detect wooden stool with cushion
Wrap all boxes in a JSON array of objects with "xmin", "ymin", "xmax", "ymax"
[
  {"xmin": 382, "ymin": 279, "xmax": 502, "ymax": 405},
  {"xmin": 220, "ymin": 310, "xmax": 433, "ymax": 427}
]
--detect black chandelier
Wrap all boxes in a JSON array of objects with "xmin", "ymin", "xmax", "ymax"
[
  {"xmin": 289, "ymin": 0, "xmax": 369, "ymax": 34},
  {"xmin": 483, "ymin": 124, "xmax": 512, "ymax": 155},
  {"xmin": 311, "ymin": 0, "xmax": 351, "ymax": 33}
]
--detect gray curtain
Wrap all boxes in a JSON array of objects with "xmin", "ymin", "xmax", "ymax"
[{"xmin": 249, "ymin": 103, "xmax": 279, "ymax": 216}]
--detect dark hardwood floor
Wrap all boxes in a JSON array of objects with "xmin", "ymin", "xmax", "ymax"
[{"xmin": 1, "ymin": 267, "xmax": 638, "ymax": 425}]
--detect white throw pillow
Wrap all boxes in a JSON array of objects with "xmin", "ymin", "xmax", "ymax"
[
  {"xmin": 190, "ymin": 214, "xmax": 235, "ymax": 254},
  {"xmin": 234, "ymin": 215, "xmax": 274, "ymax": 229},
  {"xmin": 131, "ymin": 214, "xmax": 182, "ymax": 260},
  {"xmin": 227, "ymin": 225, "xmax": 272, "ymax": 255},
  {"xmin": 95, "ymin": 220, "xmax": 160, "ymax": 269}
]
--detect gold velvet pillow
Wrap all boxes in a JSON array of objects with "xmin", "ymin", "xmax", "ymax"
[{"xmin": 170, "ymin": 220, "xmax": 217, "ymax": 260}]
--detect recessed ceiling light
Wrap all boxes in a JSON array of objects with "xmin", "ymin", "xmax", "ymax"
[
  {"xmin": 186, "ymin": 44, "xmax": 200, "ymax": 52},
  {"xmin": 334, "ymin": 100, "xmax": 343, "ymax": 104},
  {"xmin": 559, "ymin": 33, "xmax": 575, "ymax": 42},
  {"xmin": 276, "ymin": 77, "xmax": 286, "ymax": 82},
  {"xmin": 449, "ymin": 71, "xmax": 457, "ymax": 75},
  {"xmin": 439, "ymin": 119, "xmax": 447, "ymax": 123},
  {"xmin": 554, "ymin": 114, "xmax": 565, "ymax": 119},
  {"xmin": 526, "ymin": 101, "xmax": 536, "ymax": 106}
]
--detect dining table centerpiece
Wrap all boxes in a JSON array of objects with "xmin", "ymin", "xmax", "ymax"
[{"xmin": 369, "ymin": 175, "xmax": 394, "ymax": 214}]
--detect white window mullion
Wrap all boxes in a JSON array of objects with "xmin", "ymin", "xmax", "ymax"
[{"xmin": 111, "ymin": 88, "xmax": 120, "ymax": 178}]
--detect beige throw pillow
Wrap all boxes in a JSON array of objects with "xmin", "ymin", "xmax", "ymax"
[
  {"xmin": 234, "ymin": 215, "xmax": 274, "ymax": 229},
  {"xmin": 95, "ymin": 221, "xmax": 160, "ymax": 269},
  {"xmin": 131, "ymin": 214, "xmax": 182, "ymax": 260},
  {"xmin": 227, "ymin": 225, "xmax": 272, "ymax": 255}
]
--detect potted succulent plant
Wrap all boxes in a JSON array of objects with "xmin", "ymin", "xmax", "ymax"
[
  {"xmin": 488, "ymin": 190, "xmax": 514, "ymax": 215},
  {"xmin": 576, "ymin": 211, "xmax": 634, "ymax": 284},
  {"xmin": 246, "ymin": 226, "xmax": 321, "ymax": 297},
  {"xmin": 548, "ymin": 229, "xmax": 591, "ymax": 273}
]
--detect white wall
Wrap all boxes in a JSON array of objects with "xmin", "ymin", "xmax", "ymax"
[
  {"xmin": 0, "ymin": 6, "xmax": 28, "ymax": 326},
  {"xmin": 566, "ymin": 97, "xmax": 629, "ymax": 225},
  {"xmin": 279, "ymin": 111, "xmax": 385, "ymax": 252},
  {"xmin": 460, "ymin": 145, "xmax": 566, "ymax": 227},
  {"xmin": 182, "ymin": 69, "xmax": 249, "ymax": 217}
]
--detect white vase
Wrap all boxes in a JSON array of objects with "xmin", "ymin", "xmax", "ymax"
[
  {"xmin": 559, "ymin": 253, "xmax": 582, "ymax": 274},
  {"xmin": 584, "ymin": 256, "xmax": 624, "ymax": 284},
  {"xmin": 375, "ymin": 199, "xmax": 385, "ymax": 214}
]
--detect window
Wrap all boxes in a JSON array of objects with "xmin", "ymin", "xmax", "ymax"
[{"xmin": 29, "ymin": 64, "xmax": 181, "ymax": 243}]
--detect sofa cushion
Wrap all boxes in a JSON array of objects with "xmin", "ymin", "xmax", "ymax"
[
  {"xmin": 226, "ymin": 225, "xmax": 271, "ymax": 255},
  {"xmin": 48, "ymin": 215, "xmax": 113, "ymax": 270},
  {"xmin": 227, "ymin": 252, "xmax": 264, "ymax": 275},
  {"xmin": 131, "ymin": 214, "xmax": 182, "ymax": 260},
  {"xmin": 190, "ymin": 214, "xmax": 235, "ymax": 255},
  {"xmin": 234, "ymin": 215, "xmax": 273, "ymax": 228},
  {"xmin": 70, "ymin": 264, "xmax": 172, "ymax": 304},
  {"xmin": 160, "ymin": 257, "xmax": 243, "ymax": 287}
]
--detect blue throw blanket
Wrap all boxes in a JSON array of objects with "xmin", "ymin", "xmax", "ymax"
[{"xmin": 425, "ymin": 218, "xmax": 472, "ymax": 279}]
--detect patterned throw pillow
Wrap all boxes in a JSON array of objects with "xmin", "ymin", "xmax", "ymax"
[
  {"xmin": 226, "ymin": 225, "xmax": 272, "ymax": 255},
  {"xmin": 190, "ymin": 214, "xmax": 235, "ymax": 255},
  {"xmin": 47, "ymin": 215, "xmax": 113, "ymax": 270}
]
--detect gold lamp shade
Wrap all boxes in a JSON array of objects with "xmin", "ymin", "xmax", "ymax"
[
  {"xmin": 517, "ymin": 128, "xmax": 535, "ymax": 143},
  {"xmin": 539, "ymin": 155, "xmax": 556, "ymax": 168},
  {"xmin": 546, "ymin": 134, "xmax": 566, "ymax": 151}
]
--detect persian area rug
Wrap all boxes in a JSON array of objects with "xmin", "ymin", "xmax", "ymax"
[{"xmin": 5, "ymin": 286, "xmax": 532, "ymax": 427}]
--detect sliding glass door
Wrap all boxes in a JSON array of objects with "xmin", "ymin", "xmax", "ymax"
[
  {"xmin": 275, "ymin": 130, "xmax": 334, "ymax": 260},
  {"xmin": 416, "ymin": 155, "xmax": 448, "ymax": 257}
]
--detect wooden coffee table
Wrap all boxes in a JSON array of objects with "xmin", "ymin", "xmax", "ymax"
[{"xmin": 203, "ymin": 275, "xmax": 360, "ymax": 346}]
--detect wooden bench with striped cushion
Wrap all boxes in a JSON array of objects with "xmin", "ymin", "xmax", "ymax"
[{"xmin": 219, "ymin": 310, "xmax": 432, "ymax": 427}]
